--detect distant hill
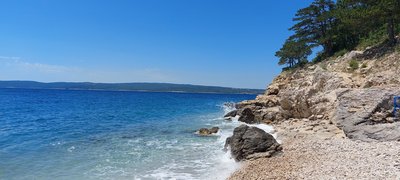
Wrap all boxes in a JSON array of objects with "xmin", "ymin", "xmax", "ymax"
[{"xmin": 0, "ymin": 81, "xmax": 264, "ymax": 94}]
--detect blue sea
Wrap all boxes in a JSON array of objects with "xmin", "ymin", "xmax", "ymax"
[{"xmin": 0, "ymin": 88, "xmax": 269, "ymax": 180}]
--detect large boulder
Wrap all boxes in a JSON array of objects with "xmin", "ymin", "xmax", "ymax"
[
  {"xmin": 238, "ymin": 108, "xmax": 257, "ymax": 124},
  {"xmin": 225, "ymin": 125, "xmax": 281, "ymax": 161},
  {"xmin": 334, "ymin": 88, "xmax": 400, "ymax": 141}
]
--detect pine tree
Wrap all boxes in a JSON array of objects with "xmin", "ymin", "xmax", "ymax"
[
  {"xmin": 370, "ymin": 0, "xmax": 400, "ymax": 45},
  {"xmin": 338, "ymin": 0, "xmax": 400, "ymax": 45},
  {"xmin": 275, "ymin": 37, "xmax": 312, "ymax": 68},
  {"xmin": 289, "ymin": 0, "xmax": 336, "ymax": 56}
]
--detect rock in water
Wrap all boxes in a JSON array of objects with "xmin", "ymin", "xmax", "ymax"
[
  {"xmin": 224, "ymin": 102, "xmax": 236, "ymax": 109},
  {"xmin": 224, "ymin": 110, "xmax": 238, "ymax": 118},
  {"xmin": 198, "ymin": 128, "xmax": 211, "ymax": 135},
  {"xmin": 209, "ymin": 127, "xmax": 219, "ymax": 134},
  {"xmin": 238, "ymin": 108, "xmax": 257, "ymax": 124},
  {"xmin": 225, "ymin": 125, "xmax": 281, "ymax": 161},
  {"xmin": 198, "ymin": 127, "xmax": 219, "ymax": 136}
]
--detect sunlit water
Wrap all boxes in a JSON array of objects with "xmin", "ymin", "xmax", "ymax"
[{"xmin": 0, "ymin": 88, "xmax": 273, "ymax": 180}]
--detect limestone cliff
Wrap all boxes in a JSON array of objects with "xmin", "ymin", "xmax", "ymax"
[{"xmin": 235, "ymin": 45, "xmax": 400, "ymax": 141}]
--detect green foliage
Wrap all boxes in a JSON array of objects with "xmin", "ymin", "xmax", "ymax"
[
  {"xmin": 357, "ymin": 26, "xmax": 388, "ymax": 50},
  {"xmin": 289, "ymin": 0, "xmax": 336, "ymax": 55},
  {"xmin": 312, "ymin": 51, "xmax": 328, "ymax": 64},
  {"xmin": 333, "ymin": 49, "xmax": 348, "ymax": 57},
  {"xmin": 320, "ymin": 63, "xmax": 328, "ymax": 70},
  {"xmin": 275, "ymin": 37, "xmax": 312, "ymax": 68},
  {"xmin": 276, "ymin": 0, "xmax": 400, "ymax": 68},
  {"xmin": 349, "ymin": 59, "xmax": 359, "ymax": 70},
  {"xmin": 396, "ymin": 45, "xmax": 400, "ymax": 52},
  {"xmin": 338, "ymin": 0, "xmax": 400, "ymax": 45},
  {"xmin": 361, "ymin": 63, "xmax": 368, "ymax": 68}
]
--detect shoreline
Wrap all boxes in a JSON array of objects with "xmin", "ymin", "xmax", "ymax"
[
  {"xmin": 228, "ymin": 118, "xmax": 400, "ymax": 179},
  {"xmin": 223, "ymin": 49, "xmax": 400, "ymax": 179}
]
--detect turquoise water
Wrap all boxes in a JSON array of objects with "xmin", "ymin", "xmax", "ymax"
[{"xmin": 0, "ymin": 88, "xmax": 257, "ymax": 180}]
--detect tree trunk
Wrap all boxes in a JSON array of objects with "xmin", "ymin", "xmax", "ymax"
[
  {"xmin": 323, "ymin": 40, "xmax": 334, "ymax": 56},
  {"xmin": 387, "ymin": 17, "xmax": 396, "ymax": 45}
]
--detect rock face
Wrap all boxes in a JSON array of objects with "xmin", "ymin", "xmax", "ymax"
[
  {"xmin": 233, "ymin": 49, "xmax": 400, "ymax": 142},
  {"xmin": 225, "ymin": 125, "xmax": 281, "ymax": 161},
  {"xmin": 198, "ymin": 127, "xmax": 219, "ymax": 136},
  {"xmin": 238, "ymin": 108, "xmax": 257, "ymax": 124},
  {"xmin": 334, "ymin": 88, "xmax": 400, "ymax": 141}
]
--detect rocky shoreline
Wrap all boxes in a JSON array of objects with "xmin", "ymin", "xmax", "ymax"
[{"xmin": 224, "ymin": 48, "xmax": 400, "ymax": 179}]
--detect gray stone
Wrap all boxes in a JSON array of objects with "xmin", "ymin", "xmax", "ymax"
[
  {"xmin": 238, "ymin": 108, "xmax": 257, "ymax": 124},
  {"xmin": 198, "ymin": 127, "xmax": 219, "ymax": 136},
  {"xmin": 334, "ymin": 88, "xmax": 400, "ymax": 141},
  {"xmin": 209, "ymin": 127, "xmax": 219, "ymax": 134},
  {"xmin": 225, "ymin": 125, "xmax": 281, "ymax": 161},
  {"xmin": 224, "ymin": 110, "xmax": 238, "ymax": 118}
]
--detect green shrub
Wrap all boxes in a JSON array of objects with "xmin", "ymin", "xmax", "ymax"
[
  {"xmin": 320, "ymin": 63, "xmax": 327, "ymax": 70},
  {"xmin": 333, "ymin": 49, "xmax": 348, "ymax": 57},
  {"xmin": 395, "ymin": 45, "xmax": 400, "ymax": 52},
  {"xmin": 312, "ymin": 52, "xmax": 326, "ymax": 64},
  {"xmin": 357, "ymin": 26, "xmax": 387, "ymax": 50},
  {"xmin": 349, "ymin": 59, "xmax": 359, "ymax": 70},
  {"xmin": 361, "ymin": 63, "xmax": 368, "ymax": 68}
]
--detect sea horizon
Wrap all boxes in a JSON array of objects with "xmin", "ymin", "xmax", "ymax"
[{"xmin": 0, "ymin": 88, "xmax": 273, "ymax": 179}]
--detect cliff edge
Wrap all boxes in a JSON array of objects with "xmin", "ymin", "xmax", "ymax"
[
  {"xmin": 228, "ymin": 44, "xmax": 400, "ymax": 179},
  {"xmin": 236, "ymin": 45, "xmax": 400, "ymax": 142}
]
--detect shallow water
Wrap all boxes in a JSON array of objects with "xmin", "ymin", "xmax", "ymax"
[{"xmin": 0, "ymin": 88, "xmax": 275, "ymax": 180}]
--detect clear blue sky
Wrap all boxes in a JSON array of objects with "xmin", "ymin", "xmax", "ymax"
[{"xmin": 0, "ymin": 0, "xmax": 313, "ymax": 89}]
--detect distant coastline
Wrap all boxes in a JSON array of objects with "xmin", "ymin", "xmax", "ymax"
[{"xmin": 0, "ymin": 81, "xmax": 264, "ymax": 95}]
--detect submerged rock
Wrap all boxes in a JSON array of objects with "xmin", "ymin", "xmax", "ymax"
[
  {"xmin": 224, "ymin": 102, "xmax": 236, "ymax": 109},
  {"xmin": 225, "ymin": 125, "xmax": 281, "ymax": 161},
  {"xmin": 209, "ymin": 127, "xmax": 219, "ymax": 134},
  {"xmin": 224, "ymin": 110, "xmax": 238, "ymax": 118},
  {"xmin": 198, "ymin": 127, "xmax": 219, "ymax": 136}
]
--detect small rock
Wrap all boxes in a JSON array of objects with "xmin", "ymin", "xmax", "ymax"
[
  {"xmin": 386, "ymin": 117, "xmax": 396, "ymax": 123},
  {"xmin": 198, "ymin": 128, "xmax": 211, "ymax": 135},
  {"xmin": 348, "ymin": 108, "xmax": 359, "ymax": 113},
  {"xmin": 198, "ymin": 127, "xmax": 219, "ymax": 136},
  {"xmin": 320, "ymin": 120, "xmax": 330, "ymax": 125},
  {"xmin": 267, "ymin": 85, "xmax": 279, "ymax": 95},
  {"xmin": 209, "ymin": 127, "xmax": 219, "ymax": 134},
  {"xmin": 224, "ymin": 110, "xmax": 238, "ymax": 118},
  {"xmin": 224, "ymin": 117, "xmax": 232, "ymax": 121},
  {"xmin": 308, "ymin": 65, "xmax": 316, "ymax": 70},
  {"xmin": 305, "ymin": 126, "xmax": 313, "ymax": 131}
]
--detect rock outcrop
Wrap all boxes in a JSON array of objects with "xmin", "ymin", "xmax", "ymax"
[
  {"xmin": 238, "ymin": 108, "xmax": 257, "ymax": 124},
  {"xmin": 225, "ymin": 125, "xmax": 281, "ymax": 161},
  {"xmin": 198, "ymin": 127, "xmax": 219, "ymax": 136},
  {"xmin": 233, "ymin": 48, "xmax": 400, "ymax": 142},
  {"xmin": 224, "ymin": 110, "xmax": 238, "ymax": 118},
  {"xmin": 334, "ymin": 88, "xmax": 400, "ymax": 141}
]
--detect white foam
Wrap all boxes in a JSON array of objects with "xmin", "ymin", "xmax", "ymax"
[
  {"xmin": 136, "ymin": 102, "xmax": 278, "ymax": 180},
  {"xmin": 67, "ymin": 146, "xmax": 75, "ymax": 152}
]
